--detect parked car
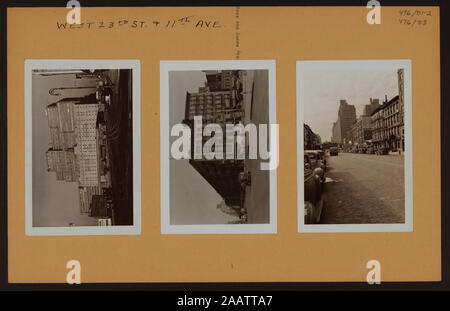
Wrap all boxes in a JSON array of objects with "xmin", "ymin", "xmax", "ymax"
[
  {"xmin": 234, "ymin": 78, "xmax": 243, "ymax": 93},
  {"xmin": 318, "ymin": 150, "xmax": 327, "ymax": 167},
  {"xmin": 96, "ymin": 85, "xmax": 113, "ymax": 108},
  {"xmin": 305, "ymin": 150, "xmax": 326, "ymax": 183},
  {"xmin": 376, "ymin": 147, "xmax": 389, "ymax": 155},
  {"xmin": 329, "ymin": 147, "xmax": 339, "ymax": 156},
  {"xmin": 97, "ymin": 217, "xmax": 112, "ymax": 226},
  {"xmin": 239, "ymin": 171, "xmax": 251, "ymax": 187},
  {"xmin": 304, "ymin": 154, "xmax": 324, "ymax": 224},
  {"xmin": 239, "ymin": 171, "xmax": 251, "ymax": 211}
]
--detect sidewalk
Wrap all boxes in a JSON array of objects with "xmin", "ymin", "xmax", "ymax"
[
  {"xmin": 242, "ymin": 70, "xmax": 254, "ymax": 124},
  {"xmin": 388, "ymin": 151, "xmax": 404, "ymax": 157}
]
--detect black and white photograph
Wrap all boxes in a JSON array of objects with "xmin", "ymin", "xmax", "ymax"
[
  {"xmin": 160, "ymin": 61, "xmax": 277, "ymax": 234},
  {"xmin": 297, "ymin": 60, "xmax": 413, "ymax": 232},
  {"xmin": 25, "ymin": 60, "xmax": 141, "ymax": 235}
]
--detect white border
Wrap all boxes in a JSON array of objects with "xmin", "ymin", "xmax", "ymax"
[
  {"xmin": 297, "ymin": 60, "xmax": 413, "ymax": 233},
  {"xmin": 25, "ymin": 59, "xmax": 141, "ymax": 236},
  {"xmin": 160, "ymin": 60, "xmax": 277, "ymax": 234}
]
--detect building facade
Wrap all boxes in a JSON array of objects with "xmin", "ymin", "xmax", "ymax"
[
  {"xmin": 397, "ymin": 68, "xmax": 405, "ymax": 151},
  {"xmin": 204, "ymin": 70, "xmax": 235, "ymax": 91},
  {"xmin": 304, "ymin": 123, "xmax": 321, "ymax": 150},
  {"xmin": 370, "ymin": 103, "xmax": 385, "ymax": 150},
  {"xmin": 347, "ymin": 116, "xmax": 372, "ymax": 148},
  {"xmin": 383, "ymin": 95, "xmax": 402, "ymax": 151},
  {"xmin": 183, "ymin": 86, "xmax": 245, "ymax": 206},
  {"xmin": 331, "ymin": 100, "xmax": 356, "ymax": 145},
  {"xmin": 45, "ymin": 94, "xmax": 102, "ymax": 214},
  {"xmin": 79, "ymin": 186, "xmax": 101, "ymax": 214},
  {"xmin": 46, "ymin": 148, "xmax": 79, "ymax": 182},
  {"xmin": 331, "ymin": 121, "xmax": 341, "ymax": 144},
  {"xmin": 371, "ymin": 68, "xmax": 405, "ymax": 152},
  {"xmin": 364, "ymin": 98, "xmax": 381, "ymax": 116},
  {"xmin": 370, "ymin": 95, "xmax": 403, "ymax": 151},
  {"xmin": 74, "ymin": 103, "xmax": 100, "ymax": 187},
  {"xmin": 46, "ymin": 101, "xmax": 77, "ymax": 150},
  {"xmin": 89, "ymin": 195, "xmax": 108, "ymax": 217},
  {"xmin": 338, "ymin": 100, "xmax": 356, "ymax": 144}
]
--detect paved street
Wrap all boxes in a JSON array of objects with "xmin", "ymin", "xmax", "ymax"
[
  {"xmin": 243, "ymin": 70, "xmax": 271, "ymax": 224},
  {"xmin": 103, "ymin": 69, "xmax": 133, "ymax": 225},
  {"xmin": 321, "ymin": 153, "xmax": 405, "ymax": 224}
]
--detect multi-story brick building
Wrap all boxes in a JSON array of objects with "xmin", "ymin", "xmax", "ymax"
[
  {"xmin": 338, "ymin": 100, "xmax": 356, "ymax": 144},
  {"xmin": 46, "ymin": 96, "xmax": 100, "ymax": 187},
  {"xmin": 397, "ymin": 68, "xmax": 405, "ymax": 151},
  {"xmin": 383, "ymin": 95, "xmax": 402, "ymax": 151},
  {"xmin": 46, "ymin": 101, "xmax": 77, "ymax": 150},
  {"xmin": 331, "ymin": 121, "xmax": 341, "ymax": 145},
  {"xmin": 74, "ymin": 103, "xmax": 100, "ymax": 187},
  {"xmin": 331, "ymin": 100, "xmax": 356, "ymax": 145},
  {"xmin": 204, "ymin": 70, "xmax": 235, "ymax": 91},
  {"xmin": 347, "ymin": 116, "xmax": 372, "ymax": 148},
  {"xmin": 370, "ymin": 104, "xmax": 386, "ymax": 150},
  {"xmin": 46, "ymin": 148, "xmax": 79, "ymax": 182},
  {"xmin": 183, "ymin": 87, "xmax": 245, "ymax": 206},
  {"xmin": 304, "ymin": 124, "xmax": 321, "ymax": 150},
  {"xmin": 370, "ymin": 94, "xmax": 403, "ymax": 152},
  {"xmin": 45, "ymin": 94, "xmax": 102, "ymax": 214},
  {"xmin": 369, "ymin": 69, "xmax": 405, "ymax": 152},
  {"xmin": 364, "ymin": 98, "xmax": 381, "ymax": 116},
  {"xmin": 78, "ymin": 186, "xmax": 102, "ymax": 215}
]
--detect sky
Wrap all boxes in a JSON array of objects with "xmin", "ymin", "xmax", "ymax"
[
  {"xmin": 168, "ymin": 71, "xmax": 238, "ymax": 225},
  {"xmin": 303, "ymin": 69, "xmax": 399, "ymax": 142},
  {"xmin": 32, "ymin": 73, "xmax": 98, "ymax": 227}
]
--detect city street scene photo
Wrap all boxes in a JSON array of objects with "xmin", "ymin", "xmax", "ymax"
[
  {"xmin": 161, "ymin": 61, "xmax": 277, "ymax": 234},
  {"xmin": 297, "ymin": 60, "xmax": 412, "ymax": 232},
  {"xmin": 26, "ymin": 60, "xmax": 141, "ymax": 235}
]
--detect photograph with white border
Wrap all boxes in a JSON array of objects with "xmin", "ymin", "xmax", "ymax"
[
  {"xmin": 25, "ymin": 59, "xmax": 141, "ymax": 236},
  {"xmin": 160, "ymin": 60, "xmax": 277, "ymax": 234},
  {"xmin": 297, "ymin": 60, "xmax": 413, "ymax": 233}
]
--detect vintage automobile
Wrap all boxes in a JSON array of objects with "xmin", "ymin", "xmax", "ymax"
[
  {"xmin": 239, "ymin": 171, "xmax": 251, "ymax": 187},
  {"xmin": 329, "ymin": 146, "xmax": 339, "ymax": 156},
  {"xmin": 238, "ymin": 170, "xmax": 251, "ymax": 211},
  {"xmin": 97, "ymin": 218, "xmax": 112, "ymax": 226},
  {"xmin": 304, "ymin": 154, "xmax": 324, "ymax": 224},
  {"xmin": 318, "ymin": 150, "xmax": 327, "ymax": 167},
  {"xmin": 376, "ymin": 147, "xmax": 389, "ymax": 155},
  {"xmin": 96, "ymin": 85, "xmax": 113, "ymax": 108},
  {"xmin": 305, "ymin": 150, "xmax": 326, "ymax": 183}
]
